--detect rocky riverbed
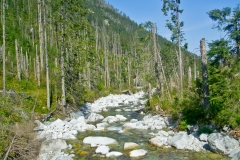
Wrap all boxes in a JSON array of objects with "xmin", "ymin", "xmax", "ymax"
[{"xmin": 35, "ymin": 91, "xmax": 239, "ymax": 160}]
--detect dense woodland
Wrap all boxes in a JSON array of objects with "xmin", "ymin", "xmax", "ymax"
[{"xmin": 0, "ymin": 0, "xmax": 239, "ymax": 159}]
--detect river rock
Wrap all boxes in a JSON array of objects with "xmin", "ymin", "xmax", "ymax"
[
  {"xmin": 83, "ymin": 136, "xmax": 118, "ymax": 146},
  {"xmin": 231, "ymin": 151, "xmax": 240, "ymax": 160},
  {"xmin": 129, "ymin": 149, "xmax": 147, "ymax": 157},
  {"xmin": 95, "ymin": 145, "xmax": 110, "ymax": 154},
  {"xmin": 87, "ymin": 113, "xmax": 104, "ymax": 123},
  {"xmin": 168, "ymin": 132, "xmax": 204, "ymax": 151},
  {"xmin": 199, "ymin": 133, "xmax": 209, "ymax": 142},
  {"xmin": 102, "ymin": 116, "xmax": 119, "ymax": 123},
  {"xmin": 124, "ymin": 142, "xmax": 140, "ymax": 150},
  {"xmin": 106, "ymin": 151, "xmax": 123, "ymax": 157},
  {"xmin": 149, "ymin": 136, "xmax": 168, "ymax": 147},
  {"xmin": 207, "ymin": 133, "xmax": 239, "ymax": 154},
  {"xmin": 229, "ymin": 148, "xmax": 240, "ymax": 157},
  {"xmin": 38, "ymin": 139, "xmax": 70, "ymax": 160},
  {"xmin": 116, "ymin": 115, "xmax": 127, "ymax": 121}
]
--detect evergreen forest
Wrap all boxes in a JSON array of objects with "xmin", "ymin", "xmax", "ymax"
[{"xmin": 0, "ymin": 0, "xmax": 239, "ymax": 159}]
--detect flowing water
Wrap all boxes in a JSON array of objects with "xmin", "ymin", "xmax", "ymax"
[{"xmin": 65, "ymin": 103, "xmax": 230, "ymax": 160}]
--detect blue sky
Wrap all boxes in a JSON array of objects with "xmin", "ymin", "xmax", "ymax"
[{"xmin": 106, "ymin": 0, "xmax": 239, "ymax": 55}]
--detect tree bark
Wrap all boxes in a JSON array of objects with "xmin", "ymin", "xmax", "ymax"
[
  {"xmin": 43, "ymin": 0, "xmax": 50, "ymax": 109},
  {"xmin": 2, "ymin": 0, "xmax": 6, "ymax": 96},
  {"xmin": 200, "ymin": 38, "xmax": 210, "ymax": 117},
  {"xmin": 15, "ymin": 39, "xmax": 21, "ymax": 80},
  {"xmin": 61, "ymin": 5, "xmax": 66, "ymax": 108},
  {"xmin": 38, "ymin": 0, "xmax": 44, "ymax": 70},
  {"xmin": 188, "ymin": 66, "xmax": 192, "ymax": 89},
  {"xmin": 194, "ymin": 55, "xmax": 197, "ymax": 80},
  {"xmin": 177, "ymin": 5, "xmax": 183, "ymax": 99}
]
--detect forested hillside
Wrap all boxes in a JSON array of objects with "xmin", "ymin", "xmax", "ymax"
[{"xmin": 0, "ymin": 0, "xmax": 239, "ymax": 159}]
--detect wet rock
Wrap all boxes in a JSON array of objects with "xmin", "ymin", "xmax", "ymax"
[
  {"xmin": 102, "ymin": 116, "xmax": 119, "ymax": 123},
  {"xmin": 168, "ymin": 132, "xmax": 204, "ymax": 151},
  {"xmin": 124, "ymin": 142, "xmax": 140, "ymax": 150},
  {"xmin": 207, "ymin": 133, "xmax": 239, "ymax": 154},
  {"xmin": 149, "ymin": 136, "xmax": 168, "ymax": 147},
  {"xmin": 106, "ymin": 151, "xmax": 123, "ymax": 157},
  {"xmin": 229, "ymin": 148, "xmax": 240, "ymax": 157},
  {"xmin": 157, "ymin": 130, "xmax": 169, "ymax": 137},
  {"xmin": 116, "ymin": 115, "xmax": 127, "ymax": 121},
  {"xmin": 87, "ymin": 113, "xmax": 104, "ymax": 123},
  {"xmin": 122, "ymin": 122, "xmax": 137, "ymax": 130},
  {"xmin": 38, "ymin": 139, "xmax": 71, "ymax": 160},
  {"xmin": 231, "ymin": 151, "xmax": 240, "ymax": 160},
  {"xmin": 199, "ymin": 133, "xmax": 209, "ymax": 142},
  {"xmin": 95, "ymin": 145, "xmax": 110, "ymax": 154},
  {"xmin": 83, "ymin": 136, "xmax": 118, "ymax": 146},
  {"xmin": 129, "ymin": 149, "xmax": 147, "ymax": 157}
]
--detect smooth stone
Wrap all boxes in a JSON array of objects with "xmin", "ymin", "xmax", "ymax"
[
  {"xmin": 168, "ymin": 132, "xmax": 203, "ymax": 151},
  {"xmin": 157, "ymin": 130, "xmax": 169, "ymax": 137},
  {"xmin": 129, "ymin": 149, "xmax": 147, "ymax": 157},
  {"xmin": 102, "ymin": 116, "xmax": 119, "ymax": 123},
  {"xmin": 199, "ymin": 133, "xmax": 209, "ymax": 142},
  {"xmin": 116, "ymin": 115, "xmax": 127, "ymax": 121},
  {"xmin": 124, "ymin": 142, "xmax": 140, "ymax": 150},
  {"xmin": 149, "ymin": 136, "xmax": 168, "ymax": 147},
  {"xmin": 208, "ymin": 133, "xmax": 239, "ymax": 154},
  {"xmin": 38, "ymin": 139, "xmax": 69, "ymax": 160},
  {"xmin": 231, "ymin": 151, "xmax": 240, "ymax": 160},
  {"xmin": 83, "ymin": 136, "xmax": 118, "ymax": 146},
  {"xmin": 87, "ymin": 113, "xmax": 104, "ymax": 123},
  {"xmin": 107, "ymin": 126, "xmax": 122, "ymax": 131},
  {"xmin": 95, "ymin": 145, "xmax": 110, "ymax": 155},
  {"xmin": 229, "ymin": 148, "xmax": 240, "ymax": 157},
  {"xmin": 106, "ymin": 151, "xmax": 123, "ymax": 157}
]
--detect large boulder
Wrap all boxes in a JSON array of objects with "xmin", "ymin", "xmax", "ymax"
[
  {"xmin": 231, "ymin": 151, "xmax": 240, "ymax": 160},
  {"xmin": 38, "ymin": 139, "xmax": 71, "ymax": 160},
  {"xmin": 207, "ymin": 133, "xmax": 239, "ymax": 154},
  {"xmin": 149, "ymin": 136, "xmax": 168, "ymax": 147},
  {"xmin": 167, "ymin": 132, "xmax": 204, "ymax": 151},
  {"xmin": 86, "ymin": 113, "xmax": 104, "ymax": 123}
]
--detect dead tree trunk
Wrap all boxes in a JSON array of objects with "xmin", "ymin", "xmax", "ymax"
[
  {"xmin": 200, "ymin": 38, "xmax": 210, "ymax": 117},
  {"xmin": 15, "ymin": 39, "xmax": 21, "ymax": 80},
  {"xmin": 2, "ymin": 0, "xmax": 6, "ymax": 95},
  {"xmin": 194, "ymin": 55, "xmax": 197, "ymax": 80},
  {"xmin": 188, "ymin": 66, "xmax": 192, "ymax": 89},
  {"xmin": 43, "ymin": 0, "xmax": 50, "ymax": 109},
  {"xmin": 61, "ymin": 6, "xmax": 66, "ymax": 109},
  {"xmin": 38, "ymin": 0, "xmax": 44, "ymax": 70}
]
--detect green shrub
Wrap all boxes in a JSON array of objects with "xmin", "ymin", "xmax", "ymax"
[{"xmin": 179, "ymin": 121, "xmax": 188, "ymax": 131}]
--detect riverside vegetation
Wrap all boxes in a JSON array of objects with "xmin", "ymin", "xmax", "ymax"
[{"xmin": 0, "ymin": 0, "xmax": 239, "ymax": 159}]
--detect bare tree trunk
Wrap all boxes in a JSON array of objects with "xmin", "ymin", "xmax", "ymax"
[
  {"xmin": 34, "ymin": 58, "xmax": 36, "ymax": 79},
  {"xmin": 128, "ymin": 57, "xmax": 131, "ymax": 88},
  {"xmin": 2, "ymin": 0, "xmax": 6, "ymax": 95},
  {"xmin": 152, "ymin": 24, "xmax": 161, "ymax": 90},
  {"xmin": 200, "ymin": 38, "xmax": 210, "ymax": 117},
  {"xmin": 43, "ymin": 0, "xmax": 50, "ymax": 109},
  {"xmin": 38, "ymin": 0, "xmax": 44, "ymax": 70},
  {"xmin": 194, "ymin": 55, "xmax": 197, "ymax": 80},
  {"xmin": 36, "ymin": 54, "xmax": 40, "ymax": 86},
  {"xmin": 15, "ymin": 39, "xmax": 21, "ymax": 80},
  {"xmin": 25, "ymin": 51, "xmax": 28, "ymax": 79},
  {"xmin": 61, "ymin": 6, "xmax": 66, "ymax": 108},
  {"xmin": 188, "ymin": 66, "xmax": 192, "ymax": 89},
  {"xmin": 177, "ymin": 6, "xmax": 183, "ymax": 99}
]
